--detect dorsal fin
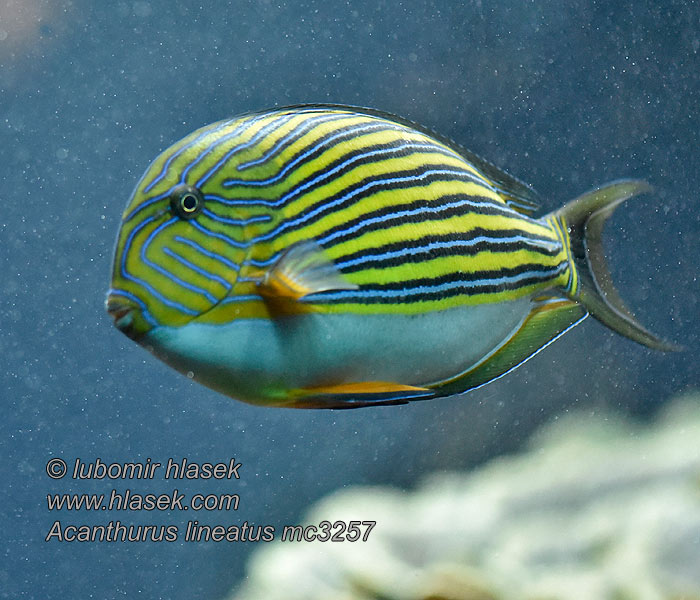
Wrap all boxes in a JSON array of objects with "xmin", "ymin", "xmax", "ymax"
[{"xmin": 455, "ymin": 146, "xmax": 541, "ymax": 215}]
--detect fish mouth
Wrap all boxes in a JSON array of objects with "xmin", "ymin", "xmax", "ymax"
[
  {"xmin": 105, "ymin": 294, "xmax": 142, "ymax": 339},
  {"xmin": 105, "ymin": 286, "xmax": 229, "ymax": 341}
]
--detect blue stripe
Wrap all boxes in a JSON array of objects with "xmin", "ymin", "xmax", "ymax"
[
  {"xmin": 162, "ymin": 247, "xmax": 233, "ymax": 291},
  {"xmin": 222, "ymin": 122, "xmax": 406, "ymax": 190},
  {"xmin": 119, "ymin": 216, "xmax": 200, "ymax": 315},
  {"xmin": 248, "ymin": 141, "xmax": 469, "ymax": 211},
  {"xmin": 334, "ymin": 235, "xmax": 561, "ymax": 270},
  {"xmin": 194, "ymin": 113, "xmax": 298, "ymax": 188},
  {"xmin": 221, "ymin": 294, "xmax": 262, "ymax": 303},
  {"xmin": 204, "ymin": 193, "xmax": 283, "ymax": 209},
  {"xmin": 123, "ymin": 190, "xmax": 170, "ymax": 223},
  {"xmin": 318, "ymin": 196, "xmax": 518, "ymax": 246},
  {"xmin": 203, "ymin": 193, "xmax": 252, "ymax": 206},
  {"xmin": 174, "ymin": 236, "xmax": 240, "ymax": 271},
  {"xmin": 140, "ymin": 218, "xmax": 220, "ymax": 304},
  {"xmin": 126, "ymin": 113, "xmax": 276, "ymax": 221},
  {"xmin": 143, "ymin": 119, "xmax": 234, "ymax": 194},
  {"xmin": 249, "ymin": 169, "xmax": 511, "ymax": 244},
  {"xmin": 552, "ymin": 216, "xmax": 576, "ymax": 294},
  {"xmin": 236, "ymin": 113, "xmax": 358, "ymax": 171},
  {"xmin": 178, "ymin": 113, "xmax": 268, "ymax": 186},
  {"xmin": 242, "ymin": 254, "xmax": 280, "ymax": 268},
  {"xmin": 201, "ymin": 208, "xmax": 271, "ymax": 226},
  {"xmin": 191, "ymin": 220, "xmax": 249, "ymax": 249},
  {"xmin": 305, "ymin": 263, "xmax": 569, "ymax": 302}
]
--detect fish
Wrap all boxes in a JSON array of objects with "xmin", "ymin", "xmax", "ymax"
[{"xmin": 106, "ymin": 104, "xmax": 675, "ymax": 409}]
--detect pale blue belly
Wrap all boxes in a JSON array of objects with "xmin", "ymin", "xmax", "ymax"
[{"xmin": 145, "ymin": 298, "xmax": 532, "ymax": 405}]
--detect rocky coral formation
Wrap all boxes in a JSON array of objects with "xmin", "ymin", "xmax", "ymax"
[{"xmin": 229, "ymin": 393, "xmax": 700, "ymax": 600}]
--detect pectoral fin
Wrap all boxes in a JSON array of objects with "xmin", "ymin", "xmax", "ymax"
[{"xmin": 258, "ymin": 240, "xmax": 358, "ymax": 301}]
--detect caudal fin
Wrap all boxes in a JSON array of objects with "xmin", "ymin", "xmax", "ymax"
[{"xmin": 555, "ymin": 180, "xmax": 678, "ymax": 352}]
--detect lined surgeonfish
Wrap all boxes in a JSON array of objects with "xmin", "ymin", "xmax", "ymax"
[{"xmin": 106, "ymin": 105, "xmax": 675, "ymax": 408}]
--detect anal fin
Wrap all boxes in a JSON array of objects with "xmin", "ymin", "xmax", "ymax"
[
  {"xmin": 290, "ymin": 381, "xmax": 435, "ymax": 409},
  {"xmin": 433, "ymin": 297, "xmax": 587, "ymax": 397}
]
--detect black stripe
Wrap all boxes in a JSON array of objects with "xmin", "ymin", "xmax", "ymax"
[
  {"xmin": 314, "ymin": 262, "xmax": 567, "ymax": 303},
  {"xmin": 236, "ymin": 112, "xmax": 358, "ymax": 171},
  {"xmin": 337, "ymin": 230, "xmax": 561, "ymax": 273},
  {"xmin": 268, "ymin": 139, "xmax": 460, "ymax": 204},
  {"xmin": 279, "ymin": 164, "xmax": 493, "ymax": 238},
  {"xmin": 223, "ymin": 121, "xmax": 402, "ymax": 188},
  {"xmin": 319, "ymin": 194, "xmax": 516, "ymax": 248},
  {"xmin": 371, "ymin": 261, "xmax": 564, "ymax": 287}
]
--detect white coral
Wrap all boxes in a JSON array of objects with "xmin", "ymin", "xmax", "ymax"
[{"xmin": 230, "ymin": 394, "xmax": 700, "ymax": 600}]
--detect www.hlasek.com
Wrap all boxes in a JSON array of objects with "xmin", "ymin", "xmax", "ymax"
[{"xmin": 44, "ymin": 457, "xmax": 376, "ymax": 544}]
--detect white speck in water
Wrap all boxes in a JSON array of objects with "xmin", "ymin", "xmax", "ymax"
[{"xmin": 56, "ymin": 148, "xmax": 69, "ymax": 160}]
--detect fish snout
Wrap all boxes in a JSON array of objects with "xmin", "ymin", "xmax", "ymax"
[{"xmin": 105, "ymin": 292, "xmax": 142, "ymax": 338}]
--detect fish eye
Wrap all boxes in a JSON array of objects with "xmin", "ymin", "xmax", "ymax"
[{"xmin": 169, "ymin": 185, "xmax": 204, "ymax": 220}]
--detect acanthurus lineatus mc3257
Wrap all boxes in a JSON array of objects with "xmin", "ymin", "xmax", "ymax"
[{"xmin": 106, "ymin": 105, "xmax": 675, "ymax": 408}]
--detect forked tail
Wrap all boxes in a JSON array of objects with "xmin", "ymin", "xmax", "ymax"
[{"xmin": 554, "ymin": 180, "xmax": 677, "ymax": 351}]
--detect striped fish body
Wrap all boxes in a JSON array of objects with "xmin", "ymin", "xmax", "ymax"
[{"xmin": 107, "ymin": 106, "xmax": 673, "ymax": 408}]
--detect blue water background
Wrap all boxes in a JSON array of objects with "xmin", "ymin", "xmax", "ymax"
[{"xmin": 2, "ymin": 1, "xmax": 698, "ymax": 598}]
